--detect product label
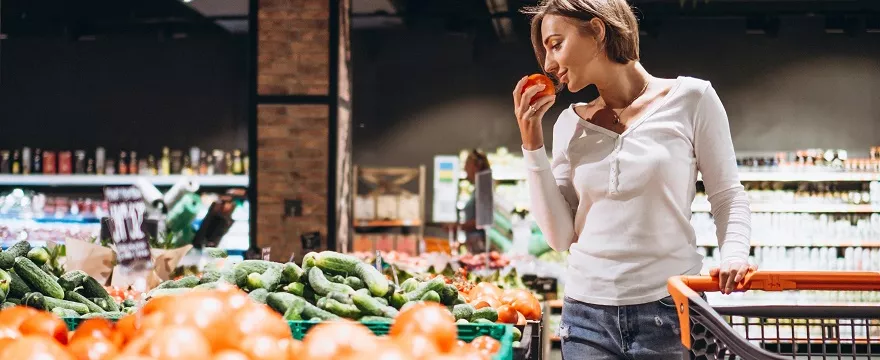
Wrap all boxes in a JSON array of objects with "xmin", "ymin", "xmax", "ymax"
[{"xmin": 104, "ymin": 186, "xmax": 152, "ymax": 271}]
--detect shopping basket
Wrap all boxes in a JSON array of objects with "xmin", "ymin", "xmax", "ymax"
[{"xmin": 668, "ymin": 271, "xmax": 880, "ymax": 359}]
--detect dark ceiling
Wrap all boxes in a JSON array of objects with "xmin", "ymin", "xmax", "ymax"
[{"xmin": 1, "ymin": 0, "xmax": 878, "ymax": 40}]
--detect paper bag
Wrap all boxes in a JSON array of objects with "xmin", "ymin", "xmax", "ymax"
[
  {"xmin": 151, "ymin": 245, "xmax": 194, "ymax": 281},
  {"xmin": 110, "ymin": 245, "xmax": 193, "ymax": 289},
  {"xmin": 64, "ymin": 237, "xmax": 115, "ymax": 285}
]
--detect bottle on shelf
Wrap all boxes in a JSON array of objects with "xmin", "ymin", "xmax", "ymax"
[
  {"xmin": 74, "ymin": 151, "xmax": 86, "ymax": 174},
  {"xmin": 86, "ymin": 159, "xmax": 95, "ymax": 174},
  {"xmin": 105, "ymin": 159, "xmax": 116, "ymax": 175},
  {"xmin": 182, "ymin": 155, "xmax": 193, "ymax": 175},
  {"xmin": 232, "ymin": 150, "xmax": 243, "ymax": 175},
  {"xmin": 0, "ymin": 150, "xmax": 10, "ymax": 173},
  {"xmin": 170, "ymin": 150, "xmax": 183, "ymax": 174},
  {"xmin": 58, "ymin": 151, "xmax": 72, "ymax": 175},
  {"xmin": 160, "ymin": 147, "xmax": 171, "ymax": 176},
  {"xmin": 95, "ymin": 147, "xmax": 105, "ymax": 175},
  {"xmin": 130, "ymin": 151, "xmax": 139, "ymax": 175},
  {"xmin": 138, "ymin": 158, "xmax": 149, "ymax": 175},
  {"xmin": 147, "ymin": 155, "xmax": 158, "ymax": 175},
  {"xmin": 118, "ymin": 151, "xmax": 128, "ymax": 175},
  {"xmin": 199, "ymin": 153, "xmax": 209, "ymax": 175},
  {"xmin": 11, "ymin": 150, "xmax": 21, "ymax": 175},
  {"xmin": 224, "ymin": 152, "xmax": 233, "ymax": 175},
  {"xmin": 33, "ymin": 148, "xmax": 42, "ymax": 174},
  {"xmin": 22, "ymin": 147, "xmax": 31, "ymax": 175},
  {"xmin": 43, "ymin": 151, "xmax": 57, "ymax": 174}
]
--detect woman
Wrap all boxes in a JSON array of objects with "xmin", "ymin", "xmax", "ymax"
[
  {"xmin": 459, "ymin": 149, "xmax": 492, "ymax": 253},
  {"xmin": 514, "ymin": 0, "xmax": 755, "ymax": 358}
]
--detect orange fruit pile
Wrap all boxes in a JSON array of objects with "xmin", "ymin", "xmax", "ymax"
[{"xmin": 0, "ymin": 284, "xmax": 503, "ymax": 360}]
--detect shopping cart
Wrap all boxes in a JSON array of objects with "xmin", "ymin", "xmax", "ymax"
[{"xmin": 667, "ymin": 271, "xmax": 880, "ymax": 359}]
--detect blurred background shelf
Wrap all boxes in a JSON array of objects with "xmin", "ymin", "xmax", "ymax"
[{"xmin": 0, "ymin": 175, "xmax": 249, "ymax": 187}]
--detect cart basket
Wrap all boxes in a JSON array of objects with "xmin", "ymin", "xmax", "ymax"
[{"xmin": 668, "ymin": 271, "xmax": 880, "ymax": 359}]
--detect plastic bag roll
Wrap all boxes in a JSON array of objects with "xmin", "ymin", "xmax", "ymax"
[
  {"xmin": 135, "ymin": 177, "xmax": 165, "ymax": 212},
  {"xmin": 163, "ymin": 178, "xmax": 200, "ymax": 208},
  {"xmin": 165, "ymin": 193, "xmax": 201, "ymax": 233}
]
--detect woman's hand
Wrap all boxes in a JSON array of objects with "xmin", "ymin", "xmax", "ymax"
[
  {"xmin": 710, "ymin": 259, "xmax": 758, "ymax": 294},
  {"xmin": 513, "ymin": 76, "xmax": 556, "ymax": 151}
]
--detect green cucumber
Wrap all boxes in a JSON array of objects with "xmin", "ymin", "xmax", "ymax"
[
  {"xmin": 440, "ymin": 284, "xmax": 458, "ymax": 305},
  {"xmin": 319, "ymin": 298, "xmax": 361, "ymax": 319},
  {"xmin": 6, "ymin": 297, "xmax": 20, "ymax": 305},
  {"xmin": 456, "ymin": 319, "xmax": 469, "ymax": 324},
  {"xmin": 0, "ymin": 241, "xmax": 31, "ymax": 269},
  {"xmin": 284, "ymin": 282, "xmax": 305, "ymax": 297},
  {"xmin": 302, "ymin": 252, "xmax": 319, "ymax": 270},
  {"xmin": 206, "ymin": 248, "xmax": 228, "ymax": 258},
  {"xmin": 153, "ymin": 280, "xmax": 175, "ymax": 290},
  {"xmin": 13, "ymin": 257, "xmax": 64, "ymax": 299},
  {"xmin": 79, "ymin": 276, "xmax": 119, "ymax": 312},
  {"xmin": 390, "ymin": 292, "xmax": 407, "ymax": 309},
  {"xmin": 122, "ymin": 299, "xmax": 136, "ymax": 308},
  {"xmin": 301, "ymin": 301, "xmax": 340, "ymax": 321},
  {"xmin": 80, "ymin": 312, "xmax": 126, "ymax": 320},
  {"xmin": 452, "ymin": 304, "xmax": 475, "ymax": 321},
  {"xmin": 45, "ymin": 297, "xmax": 90, "ymax": 315},
  {"xmin": 473, "ymin": 318, "xmax": 495, "ymax": 324},
  {"xmin": 315, "ymin": 251, "xmax": 389, "ymax": 297},
  {"xmin": 8, "ymin": 270, "xmax": 30, "ymax": 298},
  {"xmin": 329, "ymin": 274, "xmax": 346, "ymax": 283},
  {"xmin": 352, "ymin": 291, "xmax": 399, "ymax": 318},
  {"xmin": 374, "ymin": 297, "xmax": 389, "ymax": 306},
  {"xmin": 282, "ymin": 296, "xmax": 308, "ymax": 321},
  {"xmin": 282, "ymin": 263, "xmax": 304, "ymax": 284},
  {"xmin": 58, "ymin": 271, "xmax": 89, "ymax": 292},
  {"xmin": 405, "ymin": 277, "xmax": 445, "ymax": 302},
  {"xmin": 302, "ymin": 285, "xmax": 317, "ymax": 303},
  {"xmin": 199, "ymin": 270, "xmax": 221, "ymax": 284},
  {"xmin": 173, "ymin": 275, "xmax": 200, "ymax": 289},
  {"xmin": 344, "ymin": 277, "xmax": 365, "ymax": 290},
  {"xmin": 91, "ymin": 298, "xmax": 111, "ymax": 312},
  {"xmin": 308, "ymin": 267, "xmax": 355, "ymax": 296},
  {"xmin": 23, "ymin": 292, "xmax": 45, "ymax": 310},
  {"xmin": 400, "ymin": 278, "xmax": 420, "ymax": 292},
  {"xmin": 0, "ymin": 269, "xmax": 9, "ymax": 303},
  {"xmin": 512, "ymin": 327, "xmax": 523, "ymax": 342},
  {"xmin": 65, "ymin": 291, "xmax": 105, "ymax": 313},
  {"xmin": 326, "ymin": 291, "xmax": 354, "ymax": 305},
  {"xmin": 233, "ymin": 260, "xmax": 280, "ymax": 288},
  {"xmin": 248, "ymin": 288, "xmax": 269, "ymax": 304},
  {"xmin": 455, "ymin": 293, "xmax": 468, "ymax": 305},
  {"xmin": 219, "ymin": 269, "xmax": 237, "ymax": 284},
  {"xmin": 1, "ymin": 302, "xmax": 18, "ymax": 310},
  {"xmin": 266, "ymin": 292, "xmax": 301, "ymax": 314},
  {"xmin": 258, "ymin": 266, "xmax": 284, "ymax": 291},
  {"xmin": 420, "ymin": 290, "xmax": 441, "ymax": 303},
  {"xmin": 246, "ymin": 273, "xmax": 262, "ymax": 290},
  {"xmin": 27, "ymin": 248, "xmax": 50, "ymax": 266},
  {"xmin": 470, "ymin": 307, "xmax": 499, "ymax": 322},
  {"xmin": 51, "ymin": 307, "xmax": 81, "ymax": 318}
]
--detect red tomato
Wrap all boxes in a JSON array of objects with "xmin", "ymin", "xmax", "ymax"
[
  {"xmin": 18, "ymin": 312, "xmax": 69, "ymax": 344},
  {"xmin": 520, "ymin": 74, "xmax": 555, "ymax": 104}
]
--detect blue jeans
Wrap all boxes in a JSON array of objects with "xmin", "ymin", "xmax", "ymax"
[{"xmin": 559, "ymin": 295, "xmax": 685, "ymax": 360}]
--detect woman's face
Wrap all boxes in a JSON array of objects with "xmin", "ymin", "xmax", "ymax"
[
  {"xmin": 540, "ymin": 15, "xmax": 605, "ymax": 93},
  {"xmin": 465, "ymin": 158, "xmax": 477, "ymax": 182}
]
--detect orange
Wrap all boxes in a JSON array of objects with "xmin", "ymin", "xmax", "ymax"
[
  {"xmin": 302, "ymin": 321, "xmax": 378, "ymax": 359},
  {"xmin": 390, "ymin": 302, "xmax": 457, "ymax": 353},
  {"xmin": 0, "ymin": 306, "xmax": 39, "ymax": 329},
  {"xmin": 0, "ymin": 335, "xmax": 74, "ymax": 360},
  {"xmin": 70, "ymin": 318, "xmax": 122, "ymax": 347},
  {"xmin": 212, "ymin": 350, "xmax": 250, "ymax": 360},
  {"xmin": 496, "ymin": 304, "xmax": 518, "ymax": 324},
  {"xmin": 521, "ymin": 74, "xmax": 555, "ymax": 104},
  {"xmin": 469, "ymin": 336, "xmax": 501, "ymax": 354},
  {"xmin": 144, "ymin": 326, "xmax": 211, "ymax": 360},
  {"xmin": 238, "ymin": 335, "xmax": 291, "ymax": 360},
  {"xmin": 18, "ymin": 311, "xmax": 69, "ymax": 344},
  {"xmin": 67, "ymin": 337, "xmax": 118, "ymax": 360}
]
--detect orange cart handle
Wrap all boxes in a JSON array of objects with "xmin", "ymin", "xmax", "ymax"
[
  {"xmin": 667, "ymin": 271, "xmax": 880, "ymax": 351},
  {"xmin": 679, "ymin": 271, "xmax": 880, "ymax": 293}
]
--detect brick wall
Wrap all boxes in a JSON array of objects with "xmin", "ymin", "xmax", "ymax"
[{"xmin": 256, "ymin": 0, "xmax": 348, "ymax": 261}]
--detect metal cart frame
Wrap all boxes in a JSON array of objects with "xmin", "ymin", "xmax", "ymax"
[{"xmin": 668, "ymin": 271, "xmax": 880, "ymax": 359}]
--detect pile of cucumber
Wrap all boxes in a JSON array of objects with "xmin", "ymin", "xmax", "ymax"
[
  {"xmin": 148, "ymin": 250, "xmax": 501, "ymax": 324},
  {"xmin": 0, "ymin": 241, "xmax": 132, "ymax": 319}
]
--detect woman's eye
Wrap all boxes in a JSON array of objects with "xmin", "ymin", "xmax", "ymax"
[{"xmin": 551, "ymin": 42, "xmax": 561, "ymax": 50}]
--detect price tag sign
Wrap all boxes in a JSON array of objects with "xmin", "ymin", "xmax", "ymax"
[
  {"xmin": 261, "ymin": 247, "xmax": 271, "ymax": 261},
  {"xmin": 104, "ymin": 186, "xmax": 152, "ymax": 271}
]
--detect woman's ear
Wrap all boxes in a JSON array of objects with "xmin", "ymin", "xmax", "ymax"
[{"xmin": 589, "ymin": 18, "xmax": 606, "ymax": 46}]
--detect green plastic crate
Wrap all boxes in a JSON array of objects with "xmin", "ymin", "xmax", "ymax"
[
  {"xmin": 63, "ymin": 317, "xmax": 84, "ymax": 331},
  {"xmin": 289, "ymin": 321, "xmax": 514, "ymax": 360}
]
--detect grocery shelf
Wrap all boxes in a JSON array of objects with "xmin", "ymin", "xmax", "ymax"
[
  {"xmin": 697, "ymin": 242, "xmax": 880, "ymax": 248},
  {"xmin": 692, "ymin": 203, "xmax": 878, "ymax": 213},
  {"xmin": 354, "ymin": 219, "xmax": 422, "ymax": 228},
  {"xmin": 699, "ymin": 171, "xmax": 880, "ymax": 182},
  {"xmin": 0, "ymin": 175, "xmax": 248, "ymax": 187}
]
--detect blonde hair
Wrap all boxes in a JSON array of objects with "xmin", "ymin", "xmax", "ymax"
[{"xmin": 523, "ymin": 0, "xmax": 640, "ymax": 70}]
